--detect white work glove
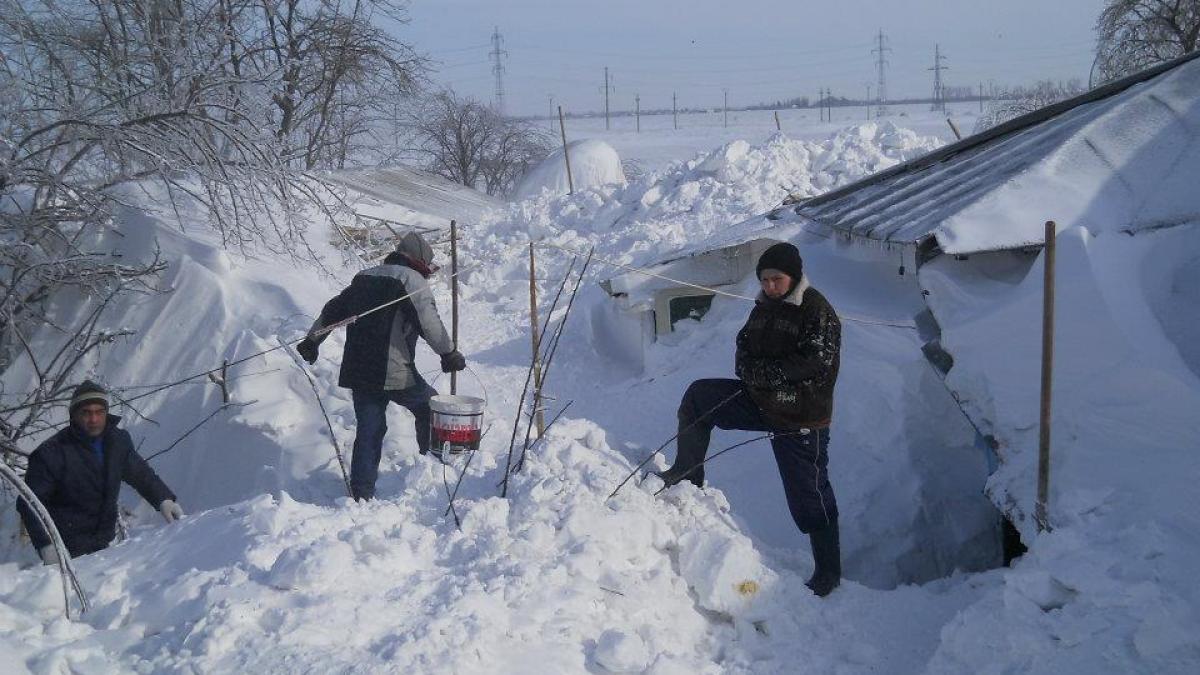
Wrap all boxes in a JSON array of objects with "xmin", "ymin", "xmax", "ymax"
[
  {"xmin": 38, "ymin": 545, "xmax": 59, "ymax": 566},
  {"xmin": 159, "ymin": 499, "xmax": 184, "ymax": 524}
]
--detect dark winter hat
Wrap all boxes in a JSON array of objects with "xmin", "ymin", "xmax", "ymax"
[
  {"xmin": 69, "ymin": 380, "xmax": 109, "ymax": 413},
  {"xmin": 756, "ymin": 242, "xmax": 804, "ymax": 282},
  {"xmin": 395, "ymin": 231, "xmax": 435, "ymax": 267}
]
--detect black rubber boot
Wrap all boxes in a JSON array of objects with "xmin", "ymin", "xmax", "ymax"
[
  {"xmin": 654, "ymin": 424, "xmax": 709, "ymax": 488},
  {"xmin": 805, "ymin": 520, "xmax": 842, "ymax": 597}
]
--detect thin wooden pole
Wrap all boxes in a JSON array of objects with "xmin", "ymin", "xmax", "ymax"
[
  {"xmin": 1036, "ymin": 220, "xmax": 1056, "ymax": 532},
  {"xmin": 450, "ymin": 220, "xmax": 459, "ymax": 395},
  {"xmin": 774, "ymin": 110, "xmax": 781, "ymax": 131},
  {"xmin": 528, "ymin": 243, "xmax": 545, "ymax": 437},
  {"xmin": 558, "ymin": 105, "xmax": 574, "ymax": 194},
  {"xmin": 946, "ymin": 117, "xmax": 963, "ymax": 140}
]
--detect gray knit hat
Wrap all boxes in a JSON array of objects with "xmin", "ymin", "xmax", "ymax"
[
  {"xmin": 395, "ymin": 231, "xmax": 435, "ymax": 267},
  {"xmin": 69, "ymin": 380, "xmax": 109, "ymax": 413}
]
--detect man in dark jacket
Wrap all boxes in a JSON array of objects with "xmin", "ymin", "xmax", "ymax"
[
  {"xmin": 17, "ymin": 381, "xmax": 182, "ymax": 562},
  {"xmin": 298, "ymin": 231, "xmax": 466, "ymax": 500},
  {"xmin": 657, "ymin": 242, "xmax": 843, "ymax": 596}
]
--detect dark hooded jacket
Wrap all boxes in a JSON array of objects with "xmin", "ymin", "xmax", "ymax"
[
  {"xmin": 308, "ymin": 240, "xmax": 454, "ymax": 391},
  {"xmin": 735, "ymin": 276, "xmax": 841, "ymax": 429},
  {"xmin": 16, "ymin": 415, "xmax": 175, "ymax": 557}
]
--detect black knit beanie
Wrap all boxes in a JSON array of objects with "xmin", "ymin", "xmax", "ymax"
[
  {"xmin": 70, "ymin": 380, "xmax": 109, "ymax": 413},
  {"xmin": 756, "ymin": 242, "xmax": 804, "ymax": 282}
]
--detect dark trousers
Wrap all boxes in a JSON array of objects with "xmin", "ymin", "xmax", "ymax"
[
  {"xmin": 676, "ymin": 378, "xmax": 838, "ymax": 533},
  {"xmin": 350, "ymin": 379, "xmax": 437, "ymax": 499}
]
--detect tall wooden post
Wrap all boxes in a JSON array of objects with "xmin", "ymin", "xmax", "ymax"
[
  {"xmin": 558, "ymin": 106, "xmax": 574, "ymax": 194},
  {"xmin": 1036, "ymin": 220, "xmax": 1056, "ymax": 532},
  {"xmin": 528, "ymin": 243, "xmax": 545, "ymax": 437},
  {"xmin": 450, "ymin": 220, "xmax": 459, "ymax": 395},
  {"xmin": 774, "ymin": 110, "xmax": 781, "ymax": 131}
]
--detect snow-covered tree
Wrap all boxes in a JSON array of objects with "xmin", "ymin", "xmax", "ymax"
[
  {"xmin": 972, "ymin": 80, "xmax": 1085, "ymax": 133},
  {"xmin": 1094, "ymin": 0, "xmax": 1200, "ymax": 84},
  {"xmin": 0, "ymin": 0, "xmax": 425, "ymax": 467},
  {"xmin": 411, "ymin": 90, "xmax": 552, "ymax": 197}
]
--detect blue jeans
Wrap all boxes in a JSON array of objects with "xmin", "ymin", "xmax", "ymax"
[
  {"xmin": 350, "ymin": 378, "xmax": 437, "ymax": 500},
  {"xmin": 676, "ymin": 378, "xmax": 838, "ymax": 533}
]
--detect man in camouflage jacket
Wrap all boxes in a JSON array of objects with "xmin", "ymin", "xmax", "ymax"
[{"xmin": 657, "ymin": 242, "xmax": 843, "ymax": 596}]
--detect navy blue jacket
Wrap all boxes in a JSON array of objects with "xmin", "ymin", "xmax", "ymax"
[{"xmin": 16, "ymin": 415, "xmax": 175, "ymax": 557}]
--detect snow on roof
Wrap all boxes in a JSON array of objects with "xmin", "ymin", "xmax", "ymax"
[
  {"xmin": 322, "ymin": 164, "xmax": 503, "ymax": 228},
  {"xmin": 788, "ymin": 51, "xmax": 1200, "ymax": 255}
]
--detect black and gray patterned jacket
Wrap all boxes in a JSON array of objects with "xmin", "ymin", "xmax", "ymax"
[
  {"xmin": 309, "ymin": 257, "xmax": 454, "ymax": 391},
  {"xmin": 735, "ymin": 275, "xmax": 841, "ymax": 429}
]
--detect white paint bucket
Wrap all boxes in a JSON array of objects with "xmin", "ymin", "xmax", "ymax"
[{"xmin": 429, "ymin": 394, "xmax": 485, "ymax": 455}]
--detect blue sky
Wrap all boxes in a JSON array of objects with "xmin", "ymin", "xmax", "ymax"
[{"xmin": 390, "ymin": 0, "xmax": 1106, "ymax": 117}]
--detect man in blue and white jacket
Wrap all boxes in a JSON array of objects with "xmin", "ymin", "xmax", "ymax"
[{"xmin": 298, "ymin": 232, "xmax": 466, "ymax": 500}]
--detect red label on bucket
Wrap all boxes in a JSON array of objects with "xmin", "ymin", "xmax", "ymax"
[{"xmin": 433, "ymin": 426, "xmax": 481, "ymax": 445}]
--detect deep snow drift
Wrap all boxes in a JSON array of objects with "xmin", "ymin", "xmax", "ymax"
[
  {"xmin": 515, "ymin": 139, "xmax": 627, "ymax": 201},
  {"xmin": 2, "ymin": 116, "xmax": 1198, "ymax": 674}
]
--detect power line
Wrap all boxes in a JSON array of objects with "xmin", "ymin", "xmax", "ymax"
[
  {"xmin": 929, "ymin": 43, "xmax": 949, "ymax": 114},
  {"xmin": 872, "ymin": 29, "xmax": 891, "ymax": 117},
  {"xmin": 490, "ymin": 27, "xmax": 508, "ymax": 115}
]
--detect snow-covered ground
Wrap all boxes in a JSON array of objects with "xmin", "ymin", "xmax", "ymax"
[{"xmin": 2, "ymin": 105, "xmax": 1198, "ymax": 674}]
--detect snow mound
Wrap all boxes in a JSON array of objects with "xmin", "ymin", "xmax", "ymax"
[
  {"xmin": 593, "ymin": 629, "xmax": 649, "ymax": 672},
  {"xmin": 0, "ymin": 417, "xmax": 785, "ymax": 671},
  {"xmin": 676, "ymin": 528, "xmax": 775, "ymax": 617},
  {"xmin": 498, "ymin": 124, "xmax": 941, "ymax": 271},
  {"xmin": 515, "ymin": 139, "xmax": 626, "ymax": 201}
]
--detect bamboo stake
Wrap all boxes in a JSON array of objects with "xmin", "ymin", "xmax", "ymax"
[
  {"xmin": 528, "ymin": 243, "xmax": 545, "ymax": 437},
  {"xmin": 500, "ymin": 257, "xmax": 577, "ymax": 498},
  {"xmin": 450, "ymin": 220, "xmax": 460, "ymax": 395},
  {"xmin": 608, "ymin": 389, "xmax": 744, "ymax": 500},
  {"xmin": 558, "ymin": 106, "xmax": 574, "ymax": 194},
  {"xmin": 652, "ymin": 429, "xmax": 812, "ymax": 496},
  {"xmin": 1036, "ymin": 220, "xmax": 1056, "ymax": 532},
  {"xmin": 280, "ymin": 339, "xmax": 352, "ymax": 497},
  {"xmin": 515, "ymin": 249, "xmax": 594, "ymax": 474}
]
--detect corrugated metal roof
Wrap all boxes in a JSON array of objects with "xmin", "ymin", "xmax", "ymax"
[{"xmin": 787, "ymin": 51, "xmax": 1200, "ymax": 251}]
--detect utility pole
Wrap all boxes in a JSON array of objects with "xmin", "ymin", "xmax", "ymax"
[
  {"xmin": 548, "ymin": 95, "xmax": 555, "ymax": 132},
  {"xmin": 929, "ymin": 44, "xmax": 949, "ymax": 114},
  {"xmin": 866, "ymin": 84, "xmax": 871, "ymax": 120},
  {"xmin": 489, "ymin": 27, "xmax": 507, "ymax": 115},
  {"xmin": 635, "ymin": 93, "xmax": 640, "ymax": 133},
  {"xmin": 603, "ymin": 67, "xmax": 611, "ymax": 131},
  {"xmin": 979, "ymin": 82, "xmax": 985, "ymax": 112},
  {"xmin": 723, "ymin": 88, "xmax": 728, "ymax": 128},
  {"xmin": 672, "ymin": 91, "xmax": 678, "ymax": 130},
  {"xmin": 818, "ymin": 88, "xmax": 824, "ymax": 122},
  {"xmin": 872, "ymin": 29, "xmax": 891, "ymax": 117}
]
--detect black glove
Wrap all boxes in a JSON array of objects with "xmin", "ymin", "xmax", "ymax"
[
  {"xmin": 296, "ymin": 337, "xmax": 320, "ymax": 365},
  {"xmin": 440, "ymin": 350, "xmax": 466, "ymax": 373}
]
